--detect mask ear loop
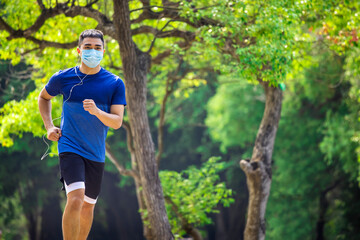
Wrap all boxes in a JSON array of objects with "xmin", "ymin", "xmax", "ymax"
[{"xmin": 41, "ymin": 66, "xmax": 88, "ymax": 160}]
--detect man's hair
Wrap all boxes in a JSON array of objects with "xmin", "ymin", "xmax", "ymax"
[{"xmin": 78, "ymin": 29, "xmax": 104, "ymax": 47}]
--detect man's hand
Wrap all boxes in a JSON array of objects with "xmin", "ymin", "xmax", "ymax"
[
  {"xmin": 83, "ymin": 99, "xmax": 124, "ymax": 129},
  {"xmin": 83, "ymin": 99, "xmax": 100, "ymax": 116},
  {"xmin": 47, "ymin": 126, "xmax": 62, "ymax": 141}
]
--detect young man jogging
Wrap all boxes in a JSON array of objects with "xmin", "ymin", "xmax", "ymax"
[{"xmin": 38, "ymin": 29, "xmax": 126, "ymax": 239}]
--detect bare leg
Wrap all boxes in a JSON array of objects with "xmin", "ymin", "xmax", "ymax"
[
  {"xmin": 78, "ymin": 201, "xmax": 95, "ymax": 240},
  {"xmin": 62, "ymin": 189, "xmax": 85, "ymax": 240}
]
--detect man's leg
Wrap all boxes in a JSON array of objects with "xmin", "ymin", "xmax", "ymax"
[
  {"xmin": 78, "ymin": 201, "xmax": 95, "ymax": 240},
  {"xmin": 62, "ymin": 188, "xmax": 85, "ymax": 240},
  {"xmin": 77, "ymin": 156, "xmax": 104, "ymax": 239}
]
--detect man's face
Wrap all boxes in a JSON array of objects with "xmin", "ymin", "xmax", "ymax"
[{"xmin": 77, "ymin": 37, "xmax": 104, "ymax": 55}]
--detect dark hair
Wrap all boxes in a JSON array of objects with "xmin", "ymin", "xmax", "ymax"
[{"xmin": 78, "ymin": 29, "xmax": 104, "ymax": 47}]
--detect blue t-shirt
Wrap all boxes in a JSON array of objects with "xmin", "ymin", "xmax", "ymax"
[{"xmin": 45, "ymin": 66, "xmax": 126, "ymax": 162}]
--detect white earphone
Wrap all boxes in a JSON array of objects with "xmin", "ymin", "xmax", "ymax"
[{"xmin": 41, "ymin": 66, "xmax": 88, "ymax": 160}]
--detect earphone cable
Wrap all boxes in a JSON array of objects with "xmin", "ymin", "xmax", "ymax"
[{"xmin": 41, "ymin": 66, "xmax": 88, "ymax": 160}]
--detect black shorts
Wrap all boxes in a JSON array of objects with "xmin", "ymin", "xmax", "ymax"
[{"xmin": 59, "ymin": 152, "xmax": 104, "ymax": 204}]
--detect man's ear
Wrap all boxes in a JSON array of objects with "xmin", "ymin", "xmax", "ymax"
[{"xmin": 77, "ymin": 47, "xmax": 81, "ymax": 55}]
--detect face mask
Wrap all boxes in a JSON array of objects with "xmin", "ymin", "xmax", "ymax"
[{"xmin": 81, "ymin": 49, "xmax": 103, "ymax": 68}]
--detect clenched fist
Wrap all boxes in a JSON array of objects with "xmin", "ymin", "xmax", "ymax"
[
  {"xmin": 47, "ymin": 126, "xmax": 62, "ymax": 141},
  {"xmin": 83, "ymin": 99, "xmax": 100, "ymax": 116}
]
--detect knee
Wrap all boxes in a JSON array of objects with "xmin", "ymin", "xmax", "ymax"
[
  {"xmin": 66, "ymin": 195, "xmax": 84, "ymax": 211},
  {"xmin": 81, "ymin": 202, "xmax": 95, "ymax": 216}
]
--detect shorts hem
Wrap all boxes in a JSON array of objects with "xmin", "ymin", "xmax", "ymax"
[
  {"xmin": 65, "ymin": 181, "xmax": 85, "ymax": 194},
  {"xmin": 84, "ymin": 195, "xmax": 97, "ymax": 204}
]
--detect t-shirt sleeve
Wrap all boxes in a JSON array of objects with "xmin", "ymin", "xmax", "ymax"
[
  {"xmin": 45, "ymin": 71, "xmax": 62, "ymax": 96},
  {"xmin": 111, "ymin": 78, "xmax": 127, "ymax": 106}
]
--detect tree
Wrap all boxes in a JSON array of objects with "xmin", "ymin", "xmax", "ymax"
[
  {"xmin": 0, "ymin": 0, "xmax": 301, "ymax": 239},
  {"xmin": 0, "ymin": 1, "xmax": 216, "ymax": 239},
  {"xmin": 160, "ymin": 157, "xmax": 234, "ymax": 239},
  {"xmin": 206, "ymin": 45, "xmax": 360, "ymax": 239},
  {"xmin": 195, "ymin": 0, "xmax": 360, "ymax": 238},
  {"xmin": 181, "ymin": 1, "xmax": 304, "ymax": 238},
  {"xmin": 2, "ymin": 1, "xmax": 358, "ymax": 239}
]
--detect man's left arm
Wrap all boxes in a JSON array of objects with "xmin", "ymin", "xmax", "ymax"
[{"xmin": 83, "ymin": 99, "xmax": 124, "ymax": 129}]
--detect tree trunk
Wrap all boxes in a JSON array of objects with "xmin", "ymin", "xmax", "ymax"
[
  {"xmin": 240, "ymin": 82, "xmax": 283, "ymax": 240},
  {"xmin": 112, "ymin": 1, "xmax": 174, "ymax": 240},
  {"xmin": 316, "ymin": 192, "xmax": 327, "ymax": 240},
  {"xmin": 316, "ymin": 181, "xmax": 340, "ymax": 240}
]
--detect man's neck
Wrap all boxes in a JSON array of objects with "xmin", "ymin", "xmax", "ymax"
[{"xmin": 79, "ymin": 63, "xmax": 101, "ymax": 75}]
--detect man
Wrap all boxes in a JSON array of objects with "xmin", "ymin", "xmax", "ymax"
[{"xmin": 38, "ymin": 29, "xmax": 126, "ymax": 240}]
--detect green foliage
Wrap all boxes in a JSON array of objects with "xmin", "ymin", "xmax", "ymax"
[
  {"xmin": 304, "ymin": 0, "xmax": 360, "ymax": 52},
  {"xmin": 0, "ymin": 90, "xmax": 61, "ymax": 147},
  {"xmin": 0, "ymin": 134, "xmax": 61, "ymax": 240},
  {"xmin": 0, "ymin": 192, "xmax": 29, "ymax": 240},
  {"xmin": 204, "ymin": 31, "xmax": 360, "ymax": 238},
  {"xmin": 267, "ymin": 99, "xmax": 330, "ymax": 240},
  {"xmin": 160, "ymin": 157, "xmax": 234, "ymax": 237},
  {"xmin": 206, "ymin": 79, "xmax": 264, "ymax": 153},
  {"xmin": 267, "ymin": 44, "xmax": 359, "ymax": 239},
  {"xmin": 320, "ymin": 111, "xmax": 358, "ymax": 181},
  {"xmin": 343, "ymin": 48, "xmax": 360, "ymax": 182},
  {"xmin": 181, "ymin": 0, "xmax": 306, "ymax": 85},
  {"xmin": 0, "ymin": 0, "xmax": 198, "ymax": 149},
  {"xmin": 0, "ymin": 0, "xmax": 359, "ymax": 239}
]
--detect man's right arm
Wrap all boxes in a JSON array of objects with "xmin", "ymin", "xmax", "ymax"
[{"xmin": 38, "ymin": 87, "xmax": 62, "ymax": 141}]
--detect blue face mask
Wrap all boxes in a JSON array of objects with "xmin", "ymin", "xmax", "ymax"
[{"xmin": 81, "ymin": 49, "xmax": 103, "ymax": 68}]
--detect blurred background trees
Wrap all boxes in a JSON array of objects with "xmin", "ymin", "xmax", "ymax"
[{"xmin": 0, "ymin": 0, "xmax": 359, "ymax": 239}]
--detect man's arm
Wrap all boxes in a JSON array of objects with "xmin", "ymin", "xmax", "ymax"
[
  {"xmin": 83, "ymin": 99, "xmax": 124, "ymax": 129},
  {"xmin": 38, "ymin": 87, "xmax": 62, "ymax": 141}
]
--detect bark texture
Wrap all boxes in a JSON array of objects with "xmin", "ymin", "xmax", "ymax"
[
  {"xmin": 113, "ymin": 1, "xmax": 173, "ymax": 239},
  {"xmin": 240, "ymin": 82, "xmax": 283, "ymax": 240}
]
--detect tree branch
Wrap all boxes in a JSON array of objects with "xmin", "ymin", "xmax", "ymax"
[
  {"xmin": 122, "ymin": 121, "xmax": 136, "ymax": 154},
  {"xmin": 20, "ymin": 47, "xmax": 41, "ymax": 56},
  {"xmin": 130, "ymin": 5, "xmax": 181, "ymax": 13},
  {"xmin": 155, "ymin": 78, "xmax": 172, "ymax": 166},
  {"xmin": 152, "ymin": 20, "xmax": 194, "ymax": 53},
  {"xmin": 23, "ymin": 3, "xmax": 69, "ymax": 37},
  {"xmin": 155, "ymin": 60, "xmax": 204, "ymax": 166},
  {"xmin": 121, "ymin": 121, "xmax": 139, "ymax": 177},
  {"xmin": 105, "ymin": 142, "xmax": 139, "ymax": 182},
  {"xmin": 28, "ymin": 37, "xmax": 78, "ymax": 49},
  {"xmin": 63, "ymin": 6, "xmax": 116, "ymax": 38},
  {"xmin": 156, "ymin": 58, "xmax": 185, "ymax": 166},
  {"xmin": 1, "ymin": 3, "xmax": 116, "ymax": 51},
  {"xmin": 0, "ymin": 16, "xmax": 16, "ymax": 34},
  {"xmin": 130, "ymin": 23, "xmax": 195, "ymax": 53},
  {"xmin": 0, "ymin": 16, "xmax": 78, "ymax": 50},
  {"xmin": 151, "ymin": 40, "xmax": 192, "ymax": 64},
  {"xmin": 130, "ymin": 9, "xmax": 181, "ymax": 25},
  {"xmin": 152, "ymin": 50, "xmax": 172, "ymax": 64},
  {"xmin": 164, "ymin": 196, "xmax": 203, "ymax": 240},
  {"xmin": 131, "ymin": 2, "xmax": 220, "ymax": 29},
  {"xmin": 86, "ymin": 0, "xmax": 99, "ymax": 7},
  {"xmin": 36, "ymin": 0, "xmax": 46, "ymax": 10}
]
